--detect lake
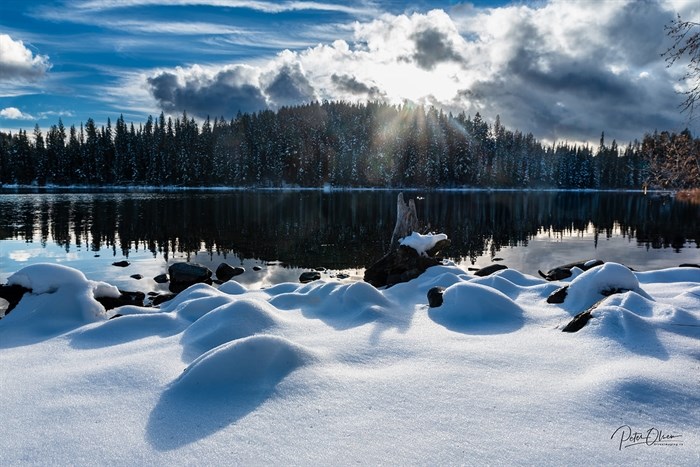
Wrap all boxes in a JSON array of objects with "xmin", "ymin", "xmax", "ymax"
[{"xmin": 1, "ymin": 189, "xmax": 699, "ymax": 294}]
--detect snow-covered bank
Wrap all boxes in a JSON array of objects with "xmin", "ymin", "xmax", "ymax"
[{"xmin": 1, "ymin": 262, "xmax": 699, "ymax": 465}]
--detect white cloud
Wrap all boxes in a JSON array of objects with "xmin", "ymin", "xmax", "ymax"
[
  {"xmin": 71, "ymin": 0, "xmax": 374, "ymax": 16},
  {"xmin": 0, "ymin": 34, "xmax": 51, "ymax": 81},
  {"xmin": 0, "ymin": 107, "xmax": 35, "ymax": 120},
  {"xmin": 138, "ymin": 1, "xmax": 694, "ymax": 143}
]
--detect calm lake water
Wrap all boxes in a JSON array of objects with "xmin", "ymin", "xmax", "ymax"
[{"xmin": 1, "ymin": 189, "xmax": 699, "ymax": 293}]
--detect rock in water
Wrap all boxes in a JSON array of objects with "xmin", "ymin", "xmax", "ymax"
[
  {"xmin": 112, "ymin": 260, "xmax": 130, "ymax": 267},
  {"xmin": 153, "ymin": 273, "xmax": 169, "ymax": 284},
  {"xmin": 215, "ymin": 263, "xmax": 245, "ymax": 282},
  {"xmin": 168, "ymin": 263, "xmax": 212, "ymax": 293},
  {"xmin": 299, "ymin": 271, "xmax": 321, "ymax": 283},
  {"xmin": 427, "ymin": 286, "xmax": 445, "ymax": 308}
]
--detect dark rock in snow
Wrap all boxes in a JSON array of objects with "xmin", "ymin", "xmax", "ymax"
[
  {"xmin": 546, "ymin": 286, "xmax": 569, "ymax": 304},
  {"xmin": 153, "ymin": 273, "xmax": 169, "ymax": 284},
  {"xmin": 109, "ymin": 313, "xmax": 123, "ymax": 320},
  {"xmin": 130, "ymin": 274, "xmax": 143, "ymax": 280},
  {"xmin": 0, "ymin": 284, "xmax": 32, "ymax": 316},
  {"xmin": 561, "ymin": 296, "xmax": 611, "ymax": 333},
  {"xmin": 112, "ymin": 260, "xmax": 130, "ymax": 267},
  {"xmin": 679, "ymin": 263, "xmax": 700, "ymax": 268},
  {"xmin": 474, "ymin": 264, "xmax": 508, "ymax": 277},
  {"xmin": 561, "ymin": 309, "xmax": 593, "ymax": 333},
  {"xmin": 299, "ymin": 271, "xmax": 321, "ymax": 283},
  {"xmin": 538, "ymin": 259, "xmax": 603, "ymax": 281},
  {"xmin": 168, "ymin": 263, "xmax": 212, "ymax": 293},
  {"xmin": 253, "ymin": 266, "xmax": 262, "ymax": 272},
  {"xmin": 427, "ymin": 286, "xmax": 445, "ymax": 308},
  {"xmin": 215, "ymin": 263, "xmax": 245, "ymax": 282},
  {"xmin": 152, "ymin": 293, "xmax": 178, "ymax": 306},
  {"xmin": 364, "ymin": 244, "xmax": 447, "ymax": 288},
  {"xmin": 96, "ymin": 290, "xmax": 145, "ymax": 311}
]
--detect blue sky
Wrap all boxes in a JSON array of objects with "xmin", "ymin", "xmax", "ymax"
[{"xmin": 1, "ymin": 0, "xmax": 698, "ymax": 144}]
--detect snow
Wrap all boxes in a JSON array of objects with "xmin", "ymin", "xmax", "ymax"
[
  {"xmin": 400, "ymin": 231, "xmax": 448, "ymax": 255},
  {"xmin": 1, "ymin": 261, "xmax": 699, "ymax": 465}
]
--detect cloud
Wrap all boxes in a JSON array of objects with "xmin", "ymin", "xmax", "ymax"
[
  {"xmin": 141, "ymin": 1, "xmax": 693, "ymax": 143},
  {"xmin": 0, "ymin": 107, "xmax": 35, "ymax": 120},
  {"xmin": 147, "ymin": 64, "xmax": 268, "ymax": 117},
  {"xmin": 0, "ymin": 34, "xmax": 51, "ymax": 81},
  {"xmin": 331, "ymin": 74, "xmax": 385, "ymax": 99}
]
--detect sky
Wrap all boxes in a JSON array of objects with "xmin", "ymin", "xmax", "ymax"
[{"xmin": 1, "ymin": 0, "xmax": 699, "ymax": 145}]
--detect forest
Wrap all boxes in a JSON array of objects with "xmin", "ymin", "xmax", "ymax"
[{"xmin": 1, "ymin": 100, "xmax": 699, "ymax": 189}]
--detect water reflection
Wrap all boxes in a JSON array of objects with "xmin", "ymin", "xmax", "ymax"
[{"xmin": 0, "ymin": 191, "xmax": 698, "ymax": 274}]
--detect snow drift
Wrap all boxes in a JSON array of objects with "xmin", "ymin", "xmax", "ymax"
[{"xmin": 0, "ymin": 261, "xmax": 698, "ymax": 464}]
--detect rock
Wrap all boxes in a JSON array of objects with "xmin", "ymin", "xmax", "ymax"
[
  {"xmin": 561, "ymin": 309, "xmax": 593, "ymax": 333},
  {"xmin": 215, "ymin": 263, "xmax": 245, "ymax": 282},
  {"xmin": 364, "ymin": 244, "xmax": 443, "ymax": 288},
  {"xmin": 0, "ymin": 284, "xmax": 32, "ymax": 317},
  {"xmin": 253, "ymin": 266, "xmax": 262, "ymax": 271},
  {"xmin": 492, "ymin": 257, "xmax": 504, "ymax": 262},
  {"xmin": 427, "ymin": 286, "xmax": 445, "ymax": 308},
  {"xmin": 474, "ymin": 264, "xmax": 508, "ymax": 277},
  {"xmin": 336, "ymin": 273, "xmax": 350, "ymax": 279},
  {"xmin": 130, "ymin": 274, "xmax": 143, "ymax": 280},
  {"xmin": 96, "ymin": 290, "xmax": 145, "ymax": 311},
  {"xmin": 546, "ymin": 286, "xmax": 569, "ymax": 304},
  {"xmin": 168, "ymin": 263, "xmax": 212, "ymax": 293},
  {"xmin": 680, "ymin": 263, "xmax": 700, "ymax": 268},
  {"xmin": 153, "ymin": 273, "xmax": 169, "ymax": 284},
  {"xmin": 425, "ymin": 238, "xmax": 452, "ymax": 257},
  {"xmin": 538, "ymin": 259, "xmax": 604, "ymax": 281},
  {"xmin": 299, "ymin": 271, "xmax": 321, "ymax": 283},
  {"xmin": 561, "ymin": 296, "xmax": 609, "ymax": 333},
  {"xmin": 152, "ymin": 293, "xmax": 178, "ymax": 306},
  {"xmin": 315, "ymin": 267, "xmax": 326, "ymax": 272},
  {"xmin": 112, "ymin": 260, "xmax": 130, "ymax": 267},
  {"xmin": 109, "ymin": 313, "xmax": 123, "ymax": 320}
]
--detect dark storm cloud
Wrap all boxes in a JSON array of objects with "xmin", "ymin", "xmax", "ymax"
[
  {"xmin": 263, "ymin": 63, "xmax": 316, "ymax": 108},
  {"xmin": 410, "ymin": 28, "xmax": 462, "ymax": 70},
  {"xmin": 147, "ymin": 66, "xmax": 268, "ymax": 118},
  {"xmin": 459, "ymin": 1, "xmax": 687, "ymax": 143},
  {"xmin": 331, "ymin": 73, "xmax": 385, "ymax": 99}
]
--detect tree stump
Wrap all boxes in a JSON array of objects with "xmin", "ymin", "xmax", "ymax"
[{"xmin": 389, "ymin": 192, "xmax": 420, "ymax": 252}]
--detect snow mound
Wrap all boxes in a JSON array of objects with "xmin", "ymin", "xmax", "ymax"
[
  {"xmin": 159, "ymin": 284, "xmax": 235, "ymax": 322},
  {"xmin": 174, "ymin": 334, "xmax": 314, "ymax": 393},
  {"xmin": 218, "ymin": 280, "xmax": 247, "ymax": 295},
  {"xmin": 70, "ymin": 313, "xmax": 186, "ymax": 349},
  {"xmin": 429, "ymin": 281, "xmax": 525, "ymax": 334},
  {"xmin": 400, "ymin": 232, "xmax": 448, "ymax": 255},
  {"xmin": 269, "ymin": 280, "xmax": 391, "ymax": 328},
  {"xmin": 565, "ymin": 262, "xmax": 649, "ymax": 310},
  {"xmin": 181, "ymin": 298, "xmax": 281, "ymax": 361},
  {"xmin": 1, "ymin": 263, "xmax": 119, "ymax": 345}
]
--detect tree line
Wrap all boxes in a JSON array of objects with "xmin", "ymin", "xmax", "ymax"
[{"xmin": 1, "ymin": 100, "xmax": 698, "ymax": 189}]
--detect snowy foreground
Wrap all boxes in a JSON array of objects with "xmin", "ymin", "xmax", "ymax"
[{"xmin": 1, "ymin": 260, "xmax": 699, "ymax": 465}]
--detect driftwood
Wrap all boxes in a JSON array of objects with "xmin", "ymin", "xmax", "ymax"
[
  {"xmin": 389, "ymin": 193, "xmax": 420, "ymax": 252},
  {"xmin": 365, "ymin": 193, "xmax": 450, "ymax": 288}
]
